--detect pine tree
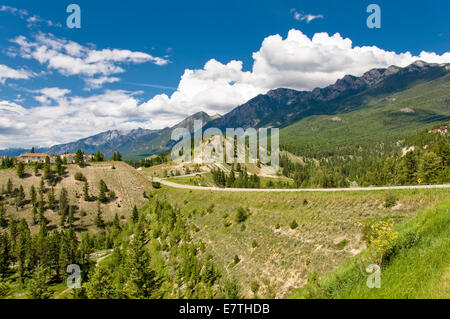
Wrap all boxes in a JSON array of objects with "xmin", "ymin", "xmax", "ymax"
[
  {"xmin": 83, "ymin": 181, "xmax": 90, "ymax": 201},
  {"xmin": 0, "ymin": 203, "xmax": 7, "ymax": 228},
  {"xmin": 60, "ymin": 210, "xmax": 66, "ymax": 227},
  {"xmin": 38, "ymin": 219, "xmax": 48, "ymax": 237},
  {"xmin": 113, "ymin": 213, "xmax": 120, "ymax": 229},
  {"xmin": 85, "ymin": 265, "xmax": 117, "ymax": 299},
  {"xmin": 67, "ymin": 206, "xmax": 75, "ymax": 227},
  {"xmin": 30, "ymin": 185, "xmax": 37, "ymax": 207},
  {"xmin": 418, "ymin": 151, "xmax": 441, "ymax": 183},
  {"xmin": 39, "ymin": 178, "xmax": 45, "ymax": 196},
  {"xmin": 75, "ymin": 149, "xmax": 85, "ymax": 167},
  {"xmin": 55, "ymin": 156, "xmax": 64, "ymax": 176},
  {"xmin": 48, "ymin": 187, "xmax": 55, "ymax": 210},
  {"xmin": 26, "ymin": 266, "xmax": 51, "ymax": 299},
  {"xmin": 6, "ymin": 179, "xmax": 12, "ymax": 195},
  {"xmin": 31, "ymin": 206, "xmax": 38, "ymax": 225},
  {"xmin": 123, "ymin": 224, "xmax": 159, "ymax": 298},
  {"xmin": 226, "ymin": 168, "xmax": 236, "ymax": 187},
  {"xmin": 98, "ymin": 180, "xmax": 107, "ymax": 203},
  {"xmin": 17, "ymin": 186, "xmax": 25, "ymax": 208},
  {"xmin": 43, "ymin": 161, "xmax": 51, "ymax": 180},
  {"xmin": 38, "ymin": 201, "xmax": 47, "ymax": 226},
  {"xmin": 399, "ymin": 151, "xmax": 417, "ymax": 184},
  {"xmin": 432, "ymin": 139, "xmax": 450, "ymax": 167},
  {"xmin": 15, "ymin": 219, "xmax": 31, "ymax": 280},
  {"xmin": 132, "ymin": 205, "xmax": 139, "ymax": 223},
  {"xmin": 94, "ymin": 150, "xmax": 104, "ymax": 162},
  {"xmin": 16, "ymin": 162, "xmax": 25, "ymax": 178},
  {"xmin": 94, "ymin": 202, "xmax": 105, "ymax": 229},
  {"xmin": 58, "ymin": 239, "xmax": 70, "ymax": 280},
  {"xmin": 221, "ymin": 278, "xmax": 241, "ymax": 299},
  {"xmin": 59, "ymin": 188, "xmax": 69, "ymax": 217},
  {"xmin": 0, "ymin": 233, "xmax": 11, "ymax": 276}
]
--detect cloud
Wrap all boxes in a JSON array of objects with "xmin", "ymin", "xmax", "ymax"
[
  {"xmin": 0, "ymin": 5, "xmax": 61, "ymax": 28},
  {"xmin": 10, "ymin": 33, "xmax": 170, "ymax": 88},
  {"xmin": 33, "ymin": 87, "xmax": 71, "ymax": 104},
  {"xmin": 290, "ymin": 9, "xmax": 324, "ymax": 23},
  {"xmin": 0, "ymin": 5, "xmax": 28, "ymax": 17},
  {"xmin": 0, "ymin": 64, "xmax": 32, "ymax": 84}
]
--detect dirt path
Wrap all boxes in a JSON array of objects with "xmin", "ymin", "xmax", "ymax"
[
  {"xmin": 152, "ymin": 177, "xmax": 450, "ymax": 192},
  {"xmin": 55, "ymin": 249, "xmax": 113, "ymax": 299}
]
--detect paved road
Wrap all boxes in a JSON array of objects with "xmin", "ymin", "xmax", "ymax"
[{"xmin": 151, "ymin": 177, "xmax": 450, "ymax": 192}]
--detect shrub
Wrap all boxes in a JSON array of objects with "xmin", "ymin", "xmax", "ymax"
[
  {"xmin": 251, "ymin": 240, "xmax": 258, "ymax": 248},
  {"xmin": 335, "ymin": 239, "xmax": 348, "ymax": 250},
  {"xmin": 383, "ymin": 231, "xmax": 420, "ymax": 265},
  {"xmin": 229, "ymin": 255, "xmax": 241, "ymax": 268},
  {"xmin": 364, "ymin": 219, "xmax": 398, "ymax": 265},
  {"xmin": 384, "ymin": 193, "xmax": 397, "ymax": 208},
  {"xmin": 250, "ymin": 281, "xmax": 260, "ymax": 298},
  {"xmin": 152, "ymin": 182, "xmax": 161, "ymax": 189},
  {"xmin": 234, "ymin": 207, "xmax": 248, "ymax": 223},
  {"xmin": 290, "ymin": 220, "xmax": 298, "ymax": 230},
  {"xmin": 207, "ymin": 203, "xmax": 215, "ymax": 214},
  {"xmin": 74, "ymin": 172, "xmax": 86, "ymax": 182}
]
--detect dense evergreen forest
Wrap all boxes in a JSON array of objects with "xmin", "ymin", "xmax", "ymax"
[{"xmin": 279, "ymin": 127, "xmax": 449, "ymax": 188}]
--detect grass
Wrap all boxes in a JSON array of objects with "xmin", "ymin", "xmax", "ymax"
[
  {"xmin": 291, "ymin": 199, "xmax": 450, "ymax": 299},
  {"xmin": 151, "ymin": 184, "xmax": 449, "ymax": 298}
]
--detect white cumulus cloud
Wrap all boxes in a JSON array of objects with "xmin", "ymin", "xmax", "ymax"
[
  {"xmin": 9, "ymin": 33, "xmax": 170, "ymax": 89},
  {"xmin": 0, "ymin": 64, "xmax": 32, "ymax": 84}
]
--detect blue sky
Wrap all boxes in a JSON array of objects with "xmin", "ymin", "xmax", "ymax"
[{"xmin": 0, "ymin": 0, "xmax": 449, "ymax": 149}]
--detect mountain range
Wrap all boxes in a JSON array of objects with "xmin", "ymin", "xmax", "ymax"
[{"xmin": 1, "ymin": 60, "xmax": 449, "ymax": 160}]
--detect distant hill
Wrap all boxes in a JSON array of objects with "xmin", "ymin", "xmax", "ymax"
[{"xmin": 46, "ymin": 128, "xmax": 161, "ymax": 158}]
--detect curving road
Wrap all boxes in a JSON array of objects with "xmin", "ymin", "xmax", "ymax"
[{"xmin": 151, "ymin": 177, "xmax": 450, "ymax": 192}]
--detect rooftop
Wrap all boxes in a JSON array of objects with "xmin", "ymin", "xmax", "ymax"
[{"xmin": 18, "ymin": 153, "xmax": 49, "ymax": 157}]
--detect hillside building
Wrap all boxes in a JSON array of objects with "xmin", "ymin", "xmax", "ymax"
[{"xmin": 17, "ymin": 153, "xmax": 53, "ymax": 164}]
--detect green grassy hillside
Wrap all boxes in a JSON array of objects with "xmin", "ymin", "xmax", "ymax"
[{"xmin": 291, "ymin": 199, "xmax": 450, "ymax": 299}]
